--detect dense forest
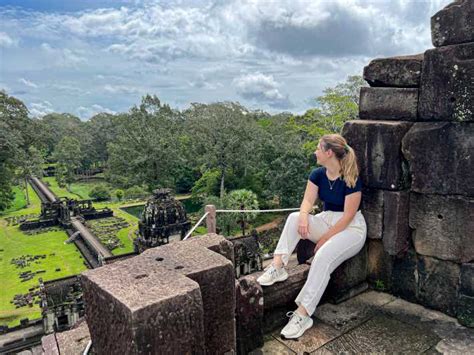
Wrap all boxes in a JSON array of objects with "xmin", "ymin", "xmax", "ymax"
[{"xmin": 0, "ymin": 75, "xmax": 365, "ymax": 213}]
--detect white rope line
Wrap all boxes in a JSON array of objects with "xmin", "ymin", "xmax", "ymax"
[
  {"xmin": 183, "ymin": 211, "xmax": 210, "ymax": 240},
  {"xmin": 215, "ymin": 207, "xmax": 318, "ymax": 213},
  {"xmin": 216, "ymin": 208, "xmax": 298, "ymax": 213}
]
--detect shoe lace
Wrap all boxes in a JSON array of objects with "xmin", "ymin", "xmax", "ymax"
[
  {"xmin": 264, "ymin": 264, "xmax": 279, "ymax": 277},
  {"xmin": 286, "ymin": 311, "xmax": 302, "ymax": 326}
]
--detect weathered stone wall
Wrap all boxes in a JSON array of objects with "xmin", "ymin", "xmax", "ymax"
[{"xmin": 342, "ymin": 0, "xmax": 473, "ymax": 328}]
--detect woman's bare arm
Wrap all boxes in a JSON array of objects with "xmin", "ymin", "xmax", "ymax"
[{"xmin": 298, "ymin": 180, "xmax": 319, "ymax": 238}]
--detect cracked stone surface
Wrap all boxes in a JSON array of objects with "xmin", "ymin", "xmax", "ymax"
[{"xmin": 255, "ymin": 290, "xmax": 474, "ymax": 354}]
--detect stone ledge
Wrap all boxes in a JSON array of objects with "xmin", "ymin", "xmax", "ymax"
[
  {"xmin": 359, "ymin": 87, "xmax": 418, "ymax": 121},
  {"xmin": 363, "ymin": 54, "xmax": 423, "ymax": 88}
]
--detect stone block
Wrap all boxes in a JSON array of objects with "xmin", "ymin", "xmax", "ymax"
[
  {"xmin": 382, "ymin": 190, "xmax": 410, "ymax": 256},
  {"xmin": 361, "ymin": 188, "xmax": 383, "ymax": 240},
  {"xmin": 56, "ymin": 320, "xmax": 90, "ymax": 355},
  {"xmin": 359, "ymin": 87, "xmax": 418, "ymax": 121},
  {"xmin": 274, "ymin": 318, "xmax": 341, "ymax": 354},
  {"xmin": 81, "ymin": 257, "xmax": 205, "ymax": 355},
  {"xmin": 431, "ymin": 0, "xmax": 474, "ymax": 47},
  {"xmin": 409, "ymin": 193, "xmax": 474, "ymax": 263},
  {"xmin": 342, "ymin": 120, "xmax": 413, "ymax": 190},
  {"xmin": 419, "ymin": 43, "xmax": 474, "ymax": 121},
  {"xmin": 41, "ymin": 333, "xmax": 59, "ymax": 355},
  {"xmin": 402, "ymin": 122, "xmax": 474, "ymax": 196},
  {"xmin": 324, "ymin": 244, "xmax": 368, "ymax": 303},
  {"xmin": 258, "ymin": 263, "xmax": 309, "ymax": 311},
  {"xmin": 140, "ymin": 242, "xmax": 236, "ymax": 354},
  {"xmin": 391, "ymin": 246, "xmax": 418, "ymax": 304},
  {"xmin": 417, "ymin": 255, "xmax": 460, "ymax": 317},
  {"xmin": 313, "ymin": 314, "xmax": 439, "ymax": 354},
  {"xmin": 314, "ymin": 290, "xmax": 396, "ymax": 333},
  {"xmin": 460, "ymin": 263, "xmax": 474, "ymax": 297},
  {"xmin": 457, "ymin": 294, "xmax": 474, "ymax": 328},
  {"xmin": 184, "ymin": 233, "xmax": 234, "ymax": 262},
  {"xmin": 367, "ymin": 239, "xmax": 392, "ymax": 291},
  {"xmin": 363, "ymin": 54, "xmax": 423, "ymax": 87},
  {"xmin": 235, "ymin": 276, "xmax": 264, "ymax": 354}
]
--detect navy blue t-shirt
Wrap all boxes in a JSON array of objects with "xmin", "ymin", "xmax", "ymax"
[{"xmin": 308, "ymin": 167, "xmax": 362, "ymax": 212}]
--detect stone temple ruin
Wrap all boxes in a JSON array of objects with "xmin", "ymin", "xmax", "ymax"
[
  {"xmin": 134, "ymin": 188, "xmax": 191, "ymax": 252},
  {"xmin": 39, "ymin": 1, "xmax": 472, "ymax": 353}
]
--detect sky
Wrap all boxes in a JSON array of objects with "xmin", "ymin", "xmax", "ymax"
[{"xmin": 0, "ymin": 0, "xmax": 452, "ymax": 120}]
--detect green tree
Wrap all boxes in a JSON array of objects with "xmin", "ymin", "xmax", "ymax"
[
  {"xmin": 89, "ymin": 185, "xmax": 111, "ymax": 201},
  {"xmin": 0, "ymin": 91, "xmax": 32, "ymax": 211},
  {"xmin": 288, "ymin": 75, "xmax": 367, "ymax": 154},
  {"xmin": 36, "ymin": 113, "xmax": 84, "ymax": 157},
  {"xmin": 226, "ymin": 189, "xmax": 259, "ymax": 236},
  {"xmin": 114, "ymin": 189, "xmax": 124, "ymax": 201},
  {"xmin": 107, "ymin": 95, "xmax": 182, "ymax": 190},
  {"xmin": 185, "ymin": 102, "xmax": 262, "ymax": 198},
  {"xmin": 53, "ymin": 136, "xmax": 83, "ymax": 189},
  {"xmin": 17, "ymin": 146, "xmax": 44, "ymax": 205}
]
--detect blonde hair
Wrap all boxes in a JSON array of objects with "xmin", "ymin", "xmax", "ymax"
[{"xmin": 320, "ymin": 134, "xmax": 359, "ymax": 188}]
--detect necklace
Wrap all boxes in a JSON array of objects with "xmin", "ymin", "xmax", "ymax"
[{"xmin": 328, "ymin": 177, "xmax": 338, "ymax": 190}]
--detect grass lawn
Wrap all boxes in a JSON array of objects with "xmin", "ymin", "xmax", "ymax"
[
  {"xmin": 42, "ymin": 177, "xmax": 86, "ymax": 200},
  {"xmin": 1, "ymin": 183, "xmax": 42, "ymax": 218},
  {"xmin": 1, "ymin": 186, "xmax": 27, "ymax": 215},
  {"xmin": 0, "ymin": 221, "xmax": 88, "ymax": 327}
]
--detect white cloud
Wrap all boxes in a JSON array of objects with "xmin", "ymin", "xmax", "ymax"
[
  {"xmin": 29, "ymin": 101, "xmax": 54, "ymax": 117},
  {"xmin": 76, "ymin": 104, "xmax": 116, "ymax": 120},
  {"xmin": 19, "ymin": 78, "xmax": 38, "ymax": 88},
  {"xmin": 40, "ymin": 43, "xmax": 87, "ymax": 67},
  {"xmin": 103, "ymin": 84, "xmax": 141, "ymax": 94},
  {"xmin": 0, "ymin": 32, "xmax": 18, "ymax": 47},
  {"xmin": 233, "ymin": 72, "xmax": 293, "ymax": 109},
  {"xmin": 0, "ymin": 0, "xmax": 453, "ymax": 114}
]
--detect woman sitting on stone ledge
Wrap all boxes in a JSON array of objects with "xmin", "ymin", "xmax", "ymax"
[{"xmin": 257, "ymin": 133, "xmax": 367, "ymax": 339}]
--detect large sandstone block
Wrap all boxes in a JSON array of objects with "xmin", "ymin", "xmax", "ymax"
[
  {"xmin": 457, "ymin": 294, "xmax": 474, "ymax": 328},
  {"xmin": 431, "ymin": 0, "xmax": 474, "ymax": 47},
  {"xmin": 343, "ymin": 120, "xmax": 412, "ymax": 190},
  {"xmin": 185, "ymin": 233, "xmax": 234, "ymax": 262},
  {"xmin": 324, "ymin": 244, "xmax": 368, "ymax": 304},
  {"xmin": 458, "ymin": 263, "xmax": 474, "ymax": 327},
  {"xmin": 382, "ymin": 190, "xmax": 410, "ymax": 256},
  {"xmin": 363, "ymin": 54, "xmax": 423, "ymax": 88},
  {"xmin": 361, "ymin": 188, "xmax": 383, "ymax": 240},
  {"xmin": 359, "ymin": 87, "xmax": 418, "ymax": 121},
  {"xmin": 367, "ymin": 239, "xmax": 392, "ymax": 290},
  {"xmin": 235, "ymin": 276, "xmax": 264, "ymax": 354},
  {"xmin": 55, "ymin": 320, "xmax": 90, "ymax": 355},
  {"xmin": 402, "ymin": 122, "xmax": 474, "ymax": 196},
  {"xmin": 460, "ymin": 263, "xmax": 474, "ymax": 297},
  {"xmin": 417, "ymin": 255, "xmax": 460, "ymax": 317},
  {"xmin": 418, "ymin": 43, "xmax": 474, "ymax": 121},
  {"xmin": 81, "ymin": 257, "xmax": 205, "ymax": 355},
  {"xmin": 391, "ymin": 246, "xmax": 418, "ymax": 304},
  {"xmin": 259, "ymin": 263, "xmax": 309, "ymax": 311},
  {"xmin": 409, "ymin": 193, "xmax": 474, "ymax": 263},
  {"xmin": 140, "ymin": 242, "xmax": 236, "ymax": 354},
  {"xmin": 367, "ymin": 240, "xmax": 419, "ymax": 303}
]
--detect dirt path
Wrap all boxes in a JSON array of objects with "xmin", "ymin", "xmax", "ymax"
[{"xmin": 255, "ymin": 216, "xmax": 284, "ymax": 233}]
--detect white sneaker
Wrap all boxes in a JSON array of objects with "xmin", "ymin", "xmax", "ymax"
[
  {"xmin": 280, "ymin": 311, "xmax": 313, "ymax": 339},
  {"xmin": 256, "ymin": 264, "xmax": 288, "ymax": 286}
]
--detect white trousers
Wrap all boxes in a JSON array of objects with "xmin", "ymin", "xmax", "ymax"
[{"xmin": 273, "ymin": 210, "xmax": 367, "ymax": 316}]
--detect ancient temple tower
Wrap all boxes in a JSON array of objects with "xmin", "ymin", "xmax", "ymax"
[
  {"xmin": 342, "ymin": 0, "xmax": 473, "ymax": 327},
  {"xmin": 134, "ymin": 188, "xmax": 191, "ymax": 252}
]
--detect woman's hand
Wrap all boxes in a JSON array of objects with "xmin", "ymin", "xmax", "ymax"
[
  {"xmin": 298, "ymin": 213, "xmax": 310, "ymax": 239},
  {"xmin": 314, "ymin": 234, "xmax": 331, "ymax": 253}
]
